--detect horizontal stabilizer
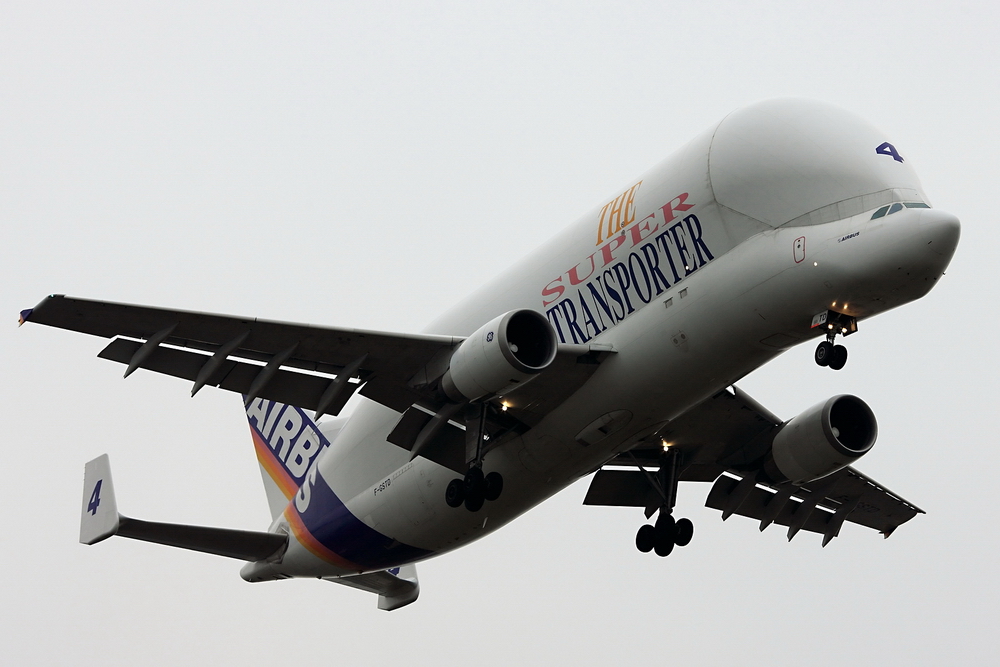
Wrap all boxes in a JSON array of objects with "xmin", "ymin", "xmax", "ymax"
[
  {"xmin": 326, "ymin": 564, "xmax": 420, "ymax": 611},
  {"xmin": 115, "ymin": 518, "xmax": 287, "ymax": 562},
  {"xmin": 80, "ymin": 454, "xmax": 286, "ymax": 562}
]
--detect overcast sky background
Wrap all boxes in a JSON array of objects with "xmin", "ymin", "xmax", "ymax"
[{"xmin": 3, "ymin": 2, "xmax": 997, "ymax": 665}]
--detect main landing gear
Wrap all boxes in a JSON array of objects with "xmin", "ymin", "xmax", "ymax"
[
  {"xmin": 633, "ymin": 448, "xmax": 695, "ymax": 557},
  {"xmin": 635, "ymin": 512, "xmax": 694, "ymax": 557},
  {"xmin": 812, "ymin": 310, "xmax": 857, "ymax": 371},
  {"xmin": 445, "ymin": 467, "xmax": 503, "ymax": 512},
  {"xmin": 444, "ymin": 403, "xmax": 504, "ymax": 512}
]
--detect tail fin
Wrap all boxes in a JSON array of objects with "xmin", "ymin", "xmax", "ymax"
[{"xmin": 244, "ymin": 397, "xmax": 342, "ymax": 520}]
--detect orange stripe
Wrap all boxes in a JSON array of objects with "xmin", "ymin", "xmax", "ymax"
[
  {"xmin": 283, "ymin": 505, "xmax": 360, "ymax": 571},
  {"xmin": 250, "ymin": 427, "xmax": 299, "ymax": 499}
]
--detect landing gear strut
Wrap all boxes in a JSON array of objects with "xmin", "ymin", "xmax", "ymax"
[
  {"xmin": 633, "ymin": 448, "xmax": 695, "ymax": 557},
  {"xmin": 444, "ymin": 403, "xmax": 504, "ymax": 512},
  {"xmin": 812, "ymin": 310, "xmax": 856, "ymax": 371}
]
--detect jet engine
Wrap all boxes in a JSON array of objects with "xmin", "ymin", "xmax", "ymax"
[
  {"xmin": 441, "ymin": 309, "xmax": 558, "ymax": 402},
  {"xmin": 768, "ymin": 395, "xmax": 877, "ymax": 485}
]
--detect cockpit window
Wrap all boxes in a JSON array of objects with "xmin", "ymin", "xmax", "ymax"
[{"xmin": 870, "ymin": 202, "xmax": 929, "ymax": 219}]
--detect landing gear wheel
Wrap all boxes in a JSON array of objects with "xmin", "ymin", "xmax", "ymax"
[
  {"xmin": 674, "ymin": 518, "xmax": 694, "ymax": 547},
  {"xmin": 635, "ymin": 524, "xmax": 655, "ymax": 553},
  {"xmin": 463, "ymin": 467, "xmax": 485, "ymax": 512},
  {"xmin": 829, "ymin": 345, "xmax": 848, "ymax": 370},
  {"xmin": 483, "ymin": 472, "xmax": 504, "ymax": 501},
  {"xmin": 653, "ymin": 513, "xmax": 676, "ymax": 557},
  {"xmin": 445, "ymin": 479, "xmax": 465, "ymax": 508},
  {"xmin": 464, "ymin": 487, "xmax": 485, "ymax": 512},
  {"xmin": 654, "ymin": 532, "xmax": 675, "ymax": 557},
  {"xmin": 815, "ymin": 340, "xmax": 834, "ymax": 366}
]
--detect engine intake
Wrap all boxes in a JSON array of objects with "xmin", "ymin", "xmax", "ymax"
[
  {"xmin": 441, "ymin": 309, "xmax": 557, "ymax": 402},
  {"xmin": 768, "ymin": 394, "xmax": 877, "ymax": 485}
]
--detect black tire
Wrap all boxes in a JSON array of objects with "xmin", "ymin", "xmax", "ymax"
[
  {"xmin": 674, "ymin": 518, "xmax": 694, "ymax": 547},
  {"xmin": 636, "ymin": 524, "xmax": 655, "ymax": 553},
  {"xmin": 445, "ymin": 479, "xmax": 465, "ymax": 508},
  {"xmin": 483, "ymin": 472, "xmax": 504, "ymax": 501},
  {"xmin": 654, "ymin": 533, "xmax": 675, "ymax": 557},
  {"xmin": 464, "ymin": 467, "xmax": 484, "ymax": 495},
  {"xmin": 829, "ymin": 345, "xmax": 848, "ymax": 371},
  {"xmin": 464, "ymin": 488, "xmax": 485, "ymax": 512},
  {"xmin": 815, "ymin": 341, "xmax": 834, "ymax": 366}
]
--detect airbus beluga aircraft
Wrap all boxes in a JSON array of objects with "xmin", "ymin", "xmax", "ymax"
[{"xmin": 22, "ymin": 98, "xmax": 960, "ymax": 610}]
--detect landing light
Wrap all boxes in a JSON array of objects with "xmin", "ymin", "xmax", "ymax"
[
  {"xmin": 813, "ymin": 261, "xmax": 818, "ymax": 267},
  {"xmin": 661, "ymin": 439, "xmax": 672, "ymax": 451},
  {"xmin": 500, "ymin": 402, "xmax": 509, "ymax": 412}
]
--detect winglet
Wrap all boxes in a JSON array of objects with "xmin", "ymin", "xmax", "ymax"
[
  {"xmin": 80, "ymin": 454, "xmax": 120, "ymax": 545},
  {"xmin": 18, "ymin": 309, "xmax": 32, "ymax": 327}
]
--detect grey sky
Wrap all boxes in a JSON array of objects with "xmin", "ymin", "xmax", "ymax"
[{"xmin": 3, "ymin": 2, "xmax": 997, "ymax": 665}]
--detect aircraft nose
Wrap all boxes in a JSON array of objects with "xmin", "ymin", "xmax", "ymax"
[{"xmin": 917, "ymin": 209, "xmax": 961, "ymax": 260}]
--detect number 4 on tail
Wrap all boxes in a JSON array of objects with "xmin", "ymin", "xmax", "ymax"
[{"xmin": 88, "ymin": 479, "xmax": 102, "ymax": 515}]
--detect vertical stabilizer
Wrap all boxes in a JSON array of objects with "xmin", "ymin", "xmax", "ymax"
[{"xmin": 244, "ymin": 397, "xmax": 336, "ymax": 520}]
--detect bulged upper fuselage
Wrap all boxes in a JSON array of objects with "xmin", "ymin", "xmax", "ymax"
[{"xmin": 258, "ymin": 98, "xmax": 959, "ymax": 580}]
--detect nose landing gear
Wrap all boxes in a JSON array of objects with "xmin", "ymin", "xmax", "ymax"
[
  {"xmin": 814, "ymin": 340, "xmax": 848, "ymax": 370},
  {"xmin": 811, "ymin": 310, "xmax": 857, "ymax": 371}
]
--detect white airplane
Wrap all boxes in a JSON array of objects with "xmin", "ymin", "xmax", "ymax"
[{"xmin": 22, "ymin": 98, "xmax": 960, "ymax": 611}]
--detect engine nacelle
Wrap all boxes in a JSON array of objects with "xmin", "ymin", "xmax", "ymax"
[
  {"xmin": 441, "ymin": 309, "xmax": 558, "ymax": 402},
  {"xmin": 769, "ymin": 395, "xmax": 877, "ymax": 485}
]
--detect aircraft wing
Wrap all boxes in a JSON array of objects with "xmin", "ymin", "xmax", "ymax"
[
  {"xmin": 585, "ymin": 385, "xmax": 924, "ymax": 545},
  {"xmin": 22, "ymin": 295, "xmax": 606, "ymax": 421},
  {"xmin": 23, "ymin": 294, "xmax": 465, "ymax": 415}
]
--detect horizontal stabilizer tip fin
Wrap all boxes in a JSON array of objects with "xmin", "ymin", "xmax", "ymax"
[
  {"xmin": 80, "ymin": 454, "xmax": 120, "ymax": 544},
  {"xmin": 326, "ymin": 564, "xmax": 420, "ymax": 611}
]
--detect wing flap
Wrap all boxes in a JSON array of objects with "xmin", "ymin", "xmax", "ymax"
[
  {"xmin": 583, "ymin": 469, "xmax": 656, "ymax": 508},
  {"xmin": 705, "ymin": 468, "xmax": 924, "ymax": 542},
  {"xmin": 97, "ymin": 337, "xmax": 345, "ymax": 411}
]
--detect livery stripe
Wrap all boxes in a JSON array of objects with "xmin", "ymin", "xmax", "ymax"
[
  {"xmin": 283, "ymin": 504, "xmax": 361, "ymax": 571},
  {"xmin": 291, "ymin": 467, "xmax": 435, "ymax": 571},
  {"xmin": 250, "ymin": 426, "xmax": 299, "ymax": 499}
]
